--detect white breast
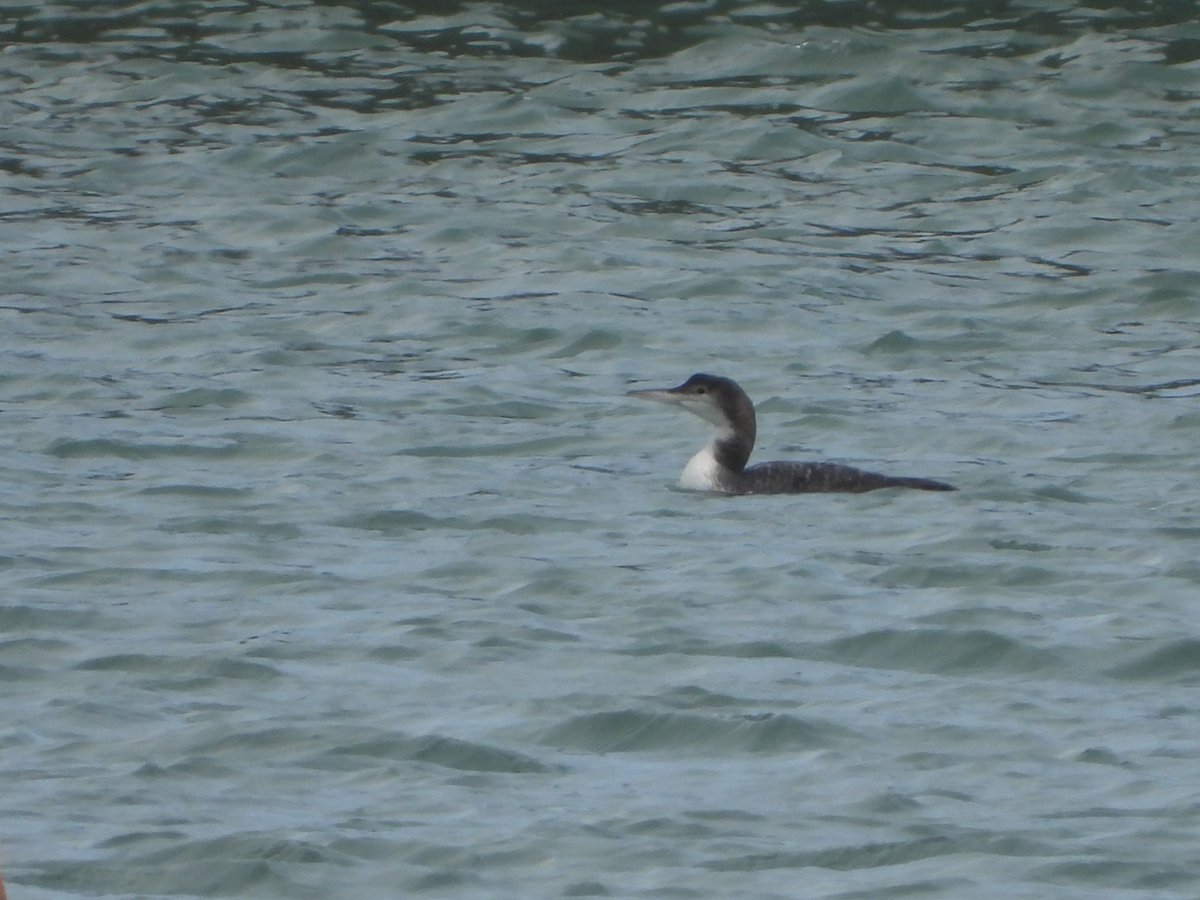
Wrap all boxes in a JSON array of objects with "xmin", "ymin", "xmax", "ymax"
[{"xmin": 679, "ymin": 444, "xmax": 723, "ymax": 491}]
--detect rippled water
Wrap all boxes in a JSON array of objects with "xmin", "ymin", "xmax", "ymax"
[{"xmin": 4, "ymin": 2, "xmax": 1200, "ymax": 897}]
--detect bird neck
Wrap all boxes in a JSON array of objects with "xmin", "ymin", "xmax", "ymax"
[{"xmin": 711, "ymin": 428, "xmax": 752, "ymax": 473}]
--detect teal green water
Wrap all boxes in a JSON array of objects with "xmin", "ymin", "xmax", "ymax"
[{"xmin": 3, "ymin": 3, "xmax": 1200, "ymax": 898}]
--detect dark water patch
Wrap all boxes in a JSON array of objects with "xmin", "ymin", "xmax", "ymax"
[
  {"xmin": 160, "ymin": 515, "xmax": 303, "ymax": 538},
  {"xmin": 335, "ymin": 508, "xmax": 584, "ymax": 536},
  {"xmin": 449, "ymin": 322, "xmax": 559, "ymax": 347},
  {"xmin": 821, "ymin": 628, "xmax": 1057, "ymax": 675},
  {"xmin": 706, "ymin": 828, "xmax": 1047, "ymax": 872},
  {"xmin": 328, "ymin": 733, "xmax": 558, "ymax": 773},
  {"xmin": 706, "ymin": 836, "xmax": 956, "ymax": 872},
  {"xmin": 378, "ymin": 6, "xmax": 696, "ymax": 63},
  {"xmin": 406, "ymin": 869, "xmax": 475, "ymax": 892},
  {"xmin": 45, "ymin": 434, "xmax": 285, "ymax": 460},
  {"xmin": 546, "ymin": 328, "xmax": 622, "ymax": 358},
  {"xmin": 1106, "ymin": 639, "xmax": 1200, "ymax": 682},
  {"xmin": 95, "ymin": 829, "xmax": 189, "ymax": 849},
  {"xmin": 28, "ymin": 565, "xmax": 319, "ymax": 589},
  {"xmin": 915, "ymin": 604, "xmax": 1042, "ymax": 629},
  {"xmin": 73, "ymin": 653, "xmax": 282, "ymax": 684},
  {"xmin": 1155, "ymin": 526, "xmax": 1200, "ymax": 540},
  {"xmin": 26, "ymin": 854, "xmax": 312, "ymax": 900},
  {"xmin": 0, "ymin": 638, "xmax": 75, "ymax": 681},
  {"xmin": 603, "ymin": 197, "xmax": 725, "ymax": 216},
  {"xmin": 138, "ymin": 483, "xmax": 252, "ymax": 498},
  {"xmin": 43, "ymin": 698, "xmax": 163, "ymax": 730},
  {"xmin": 621, "ymin": 816, "xmax": 715, "ymax": 840},
  {"xmin": 312, "ymin": 401, "xmax": 359, "ymax": 418},
  {"xmin": 396, "ymin": 436, "xmax": 567, "ymax": 457},
  {"xmin": 871, "ymin": 561, "xmax": 1063, "ymax": 590},
  {"xmin": 1035, "ymin": 858, "xmax": 1200, "ymax": 891},
  {"xmin": 418, "ymin": 559, "xmax": 495, "ymax": 581},
  {"xmin": 538, "ymin": 709, "xmax": 851, "ymax": 754},
  {"xmin": 826, "ymin": 879, "xmax": 973, "ymax": 900},
  {"xmin": 108, "ymin": 303, "xmax": 273, "ymax": 326},
  {"xmin": 366, "ymin": 643, "xmax": 423, "ymax": 662},
  {"xmin": 444, "ymin": 400, "xmax": 558, "ymax": 419},
  {"xmin": 685, "ymin": 807, "xmax": 767, "ymax": 824},
  {"xmin": 1074, "ymin": 746, "xmax": 1127, "ymax": 767},
  {"xmin": 1031, "ymin": 376, "xmax": 1200, "ymax": 398},
  {"xmin": 657, "ymin": 685, "xmax": 771, "ymax": 710},
  {"xmin": 0, "ymin": 603, "xmax": 108, "ymax": 630},
  {"xmin": 1029, "ymin": 484, "xmax": 1097, "ymax": 503},
  {"xmin": 897, "ymin": 751, "xmax": 966, "ymax": 772},
  {"xmin": 812, "ymin": 75, "xmax": 934, "ymax": 115},
  {"xmin": 1164, "ymin": 560, "xmax": 1200, "ymax": 583},
  {"xmin": 862, "ymin": 329, "xmax": 927, "ymax": 354},
  {"xmin": 989, "ymin": 538, "xmax": 1056, "ymax": 552},
  {"xmin": 407, "ymin": 734, "xmax": 559, "ymax": 773},
  {"xmin": 0, "ymin": 635, "xmax": 74, "ymax": 656},
  {"xmin": 366, "ymin": 2, "xmax": 1199, "ymax": 63},
  {"xmin": 135, "ymin": 755, "xmax": 237, "ymax": 778},
  {"xmin": 333, "ymin": 509, "xmax": 455, "ymax": 532},
  {"xmin": 0, "ymin": 663, "xmax": 40, "ymax": 681},
  {"xmin": 1043, "ymin": 804, "xmax": 1191, "ymax": 821},
  {"xmin": 624, "ymin": 637, "xmax": 803, "ymax": 659},
  {"xmin": 858, "ymin": 789, "xmax": 923, "ymax": 815},
  {"xmin": 1163, "ymin": 37, "xmax": 1200, "ymax": 65},
  {"xmin": 88, "ymin": 833, "xmax": 340, "ymax": 893},
  {"xmin": 562, "ymin": 880, "xmax": 612, "ymax": 896},
  {"xmin": 204, "ymin": 658, "xmax": 283, "ymax": 680},
  {"xmin": 476, "ymin": 625, "xmax": 582, "ymax": 647},
  {"xmin": 150, "ymin": 387, "xmax": 250, "ymax": 410},
  {"xmin": 73, "ymin": 652, "xmax": 169, "ymax": 673}
]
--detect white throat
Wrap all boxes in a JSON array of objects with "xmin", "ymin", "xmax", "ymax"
[{"xmin": 679, "ymin": 430, "xmax": 735, "ymax": 491}]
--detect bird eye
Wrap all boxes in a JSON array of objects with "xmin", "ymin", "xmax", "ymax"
[{"xmin": 695, "ymin": 387, "xmax": 706, "ymax": 395}]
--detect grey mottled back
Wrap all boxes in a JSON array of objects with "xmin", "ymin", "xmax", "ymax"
[{"xmin": 733, "ymin": 461, "xmax": 956, "ymax": 494}]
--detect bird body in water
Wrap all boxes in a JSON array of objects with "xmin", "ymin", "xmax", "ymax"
[{"xmin": 627, "ymin": 373, "xmax": 956, "ymax": 494}]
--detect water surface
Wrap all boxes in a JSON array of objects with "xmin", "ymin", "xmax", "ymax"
[{"xmin": 3, "ymin": 2, "xmax": 1200, "ymax": 897}]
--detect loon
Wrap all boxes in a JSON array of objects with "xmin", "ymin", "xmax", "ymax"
[{"xmin": 627, "ymin": 373, "xmax": 956, "ymax": 494}]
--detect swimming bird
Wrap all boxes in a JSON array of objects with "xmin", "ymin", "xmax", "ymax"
[{"xmin": 627, "ymin": 373, "xmax": 956, "ymax": 494}]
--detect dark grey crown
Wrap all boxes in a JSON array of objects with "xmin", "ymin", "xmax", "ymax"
[{"xmin": 668, "ymin": 373, "xmax": 756, "ymax": 473}]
